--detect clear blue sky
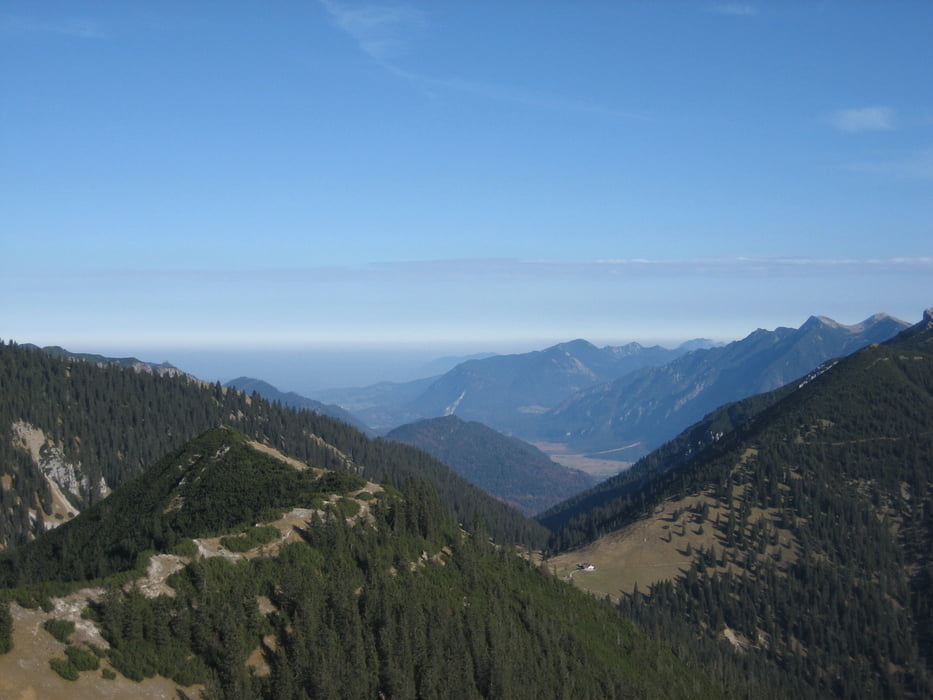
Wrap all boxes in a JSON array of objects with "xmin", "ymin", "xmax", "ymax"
[{"xmin": 3, "ymin": 1, "xmax": 932, "ymax": 378}]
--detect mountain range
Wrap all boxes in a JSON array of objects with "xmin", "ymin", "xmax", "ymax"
[
  {"xmin": 313, "ymin": 338, "xmax": 712, "ymax": 434},
  {"xmin": 1, "ymin": 308, "xmax": 930, "ymax": 698},
  {"xmin": 542, "ymin": 312, "xmax": 909, "ymax": 460},
  {"xmin": 308, "ymin": 315, "xmax": 907, "ymax": 471},
  {"xmin": 255, "ymin": 313, "xmax": 911, "ymax": 513}
]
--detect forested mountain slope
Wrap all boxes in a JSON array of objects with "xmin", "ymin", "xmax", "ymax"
[
  {"xmin": 0, "ymin": 426, "xmax": 369, "ymax": 586},
  {"xmin": 27, "ymin": 344, "xmax": 189, "ymax": 378},
  {"xmin": 387, "ymin": 416, "xmax": 595, "ymax": 515},
  {"xmin": 0, "ymin": 340, "xmax": 546, "ymax": 550},
  {"xmin": 544, "ymin": 312, "xmax": 908, "ymax": 460},
  {"xmin": 0, "ymin": 427, "xmax": 731, "ymax": 699},
  {"xmin": 541, "ymin": 310, "xmax": 933, "ymax": 698}
]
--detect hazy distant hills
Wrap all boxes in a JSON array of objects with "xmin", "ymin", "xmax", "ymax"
[
  {"xmin": 319, "ymin": 339, "xmax": 711, "ymax": 435},
  {"xmin": 417, "ymin": 351, "xmax": 498, "ymax": 376},
  {"xmin": 311, "ymin": 376, "xmax": 439, "ymax": 431},
  {"xmin": 404, "ymin": 339, "xmax": 708, "ymax": 437},
  {"xmin": 224, "ymin": 376, "xmax": 372, "ymax": 434},
  {"xmin": 543, "ymin": 313, "xmax": 909, "ymax": 460},
  {"xmin": 311, "ymin": 315, "xmax": 906, "ymax": 465},
  {"xmin": 386, "ymin": 416, "xmax": 595, "ymax": 515},
  {"xmin": 309, "ymin": 353, "xmax": 498, "ymax": 431},
  {"xmin": 537, "ymin": 309, "xmax": 933, "ymax": 697}
]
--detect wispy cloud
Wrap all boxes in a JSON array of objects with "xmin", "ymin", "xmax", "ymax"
[
  {"xmin": 319, "ymin": 0, "xmax": 425, "ymax": 61},
  {"xmin": 318, "ymin": 1, "xmax": 641, "ymax": 120},
  {"xmin": 0, "ymin": 15, "xmax": 106, "ymax": 39},
  {"xmin": 846, "ymin": 146, "xmax": 933, "ymax": 180},
  {"xmin": 383, "ymin": 63, "xmax": 645, "ymax": 120},
  {"xmin": 519, "ymin": 256, "xmax": 933, "ymax": 279},
  {"xmin": 827, "ymin": 106, "xmax": 896, "ymax": 133},
  {"xmin": 706, "ymin": 4, "xmax": 758, "ymax": 17},
  {"xmin": 27, "ymin": 256, "xmax": 933, "ymax": 285}
]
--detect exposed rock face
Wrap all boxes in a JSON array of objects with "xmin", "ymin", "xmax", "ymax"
[
  {"xmin": 10, "ymin": 421, "xmax": 100, "ymax": 529},
  {"xmin": 12, "ymin": 421, "xmax": 88, "ymax": 495}
]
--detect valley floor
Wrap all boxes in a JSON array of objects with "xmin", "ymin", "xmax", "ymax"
[{"xmin": 532, "ymin": 441, "xmax": 630, "ymax": 478}]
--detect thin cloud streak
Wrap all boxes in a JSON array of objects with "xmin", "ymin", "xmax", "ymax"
[
  {"xmin": 320, "ymin": 1, "xmax": 643, "ymax": 121},
  {"xmin": 845, "ymin": 146, "xmax": 933, "ymax": 180},
  {"xmin": 15, "ymin": 256, "xmax": 932, "ymax": 285},
  {"xmin": 706, "ymin": 4, "xmax": 758, "ymax": 17},
  {"xmin": 384, "ymin": 63, "xmax": 647, "ymax": 121},
  {"xmin": 827, "ymin": 106, "xmax": 896, "ymax": 133},
  {"xmin": 0, "ymin": 15, "xmax": 106, "ymax": 39},
  {"xmin": 319, "ymin": 0, "xmax": 425, "ymax": 60}
]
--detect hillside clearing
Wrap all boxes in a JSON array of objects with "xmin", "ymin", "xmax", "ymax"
[{"xmin": 548, "ymin": 491, "xmax": 797, "ymax": 601}]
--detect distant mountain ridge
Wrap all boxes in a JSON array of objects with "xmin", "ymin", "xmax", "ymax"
[
  {"xmin": 311, "ymin": 376, "xmax": 439, "ymax": 432},
  {"xmin": 386, "ymin": 416, "xmax": 595, "ymax": 515},
  {"xmin": 309, "ymin": 339, "xmax": 709, "ymax": 434},
  {"xmin": 224, "ymin": 376, "xmax": 372, "ymax": 434},
  {"xmin": 543, "ymin": 312, "xmax": 909, "ymax": 460},
  {"xmin": 399, "ymin": 338, "xmax": 710, "ymax": 436}
]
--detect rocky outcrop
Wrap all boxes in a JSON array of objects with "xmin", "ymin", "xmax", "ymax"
[{"xmin": 10, "ymin": 421, "xmax": 100, "ymax": 528}]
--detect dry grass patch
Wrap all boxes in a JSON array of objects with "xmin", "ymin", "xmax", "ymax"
[
  {"xmin": 532, "ymin": 442, "xmax": 630, "ymax": 478},
  {"xmin": 0, "ymin": 602, "xmax": 200, "ymax": 700},
  {"xmin": 548, "ymin": 491, "xmax": 798, "ymax": 602}
]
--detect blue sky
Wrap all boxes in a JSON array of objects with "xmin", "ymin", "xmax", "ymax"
[{"xmin": 2, "ymin": 1, "xmax": 932, "ymax": 386}]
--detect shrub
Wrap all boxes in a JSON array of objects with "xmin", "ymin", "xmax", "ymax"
[
  {"xmin": 220, "ymin": 535, "xmax": 254, "ymax": 552},
  {"xmin": 250, "ymin": 525, "xmax": 280, "ymax": 545},
  {"xmin": 43, "ymin": 618, "xmax": 75, "ymax": 644},
  {"xmin": 134, "ymin": 549, "xmax": 156, "ymax": 571},
  {"xmin": 318, "ymin": 470, "xmax": 366, "ymax": 494},
  {"xmin": 171, "ymin": 538, "xmax": 199, "ymax": 557},
  {"xmin": 334, "ymin": 498, "xmax": 361, "ymax": 519},
  {"xmin": 49, "ymin": 656, "xmax": 79, "ymax": 681},
  {"xmin": 66, "ymin": 645, "xmax": 100, "ymax": 671}
]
